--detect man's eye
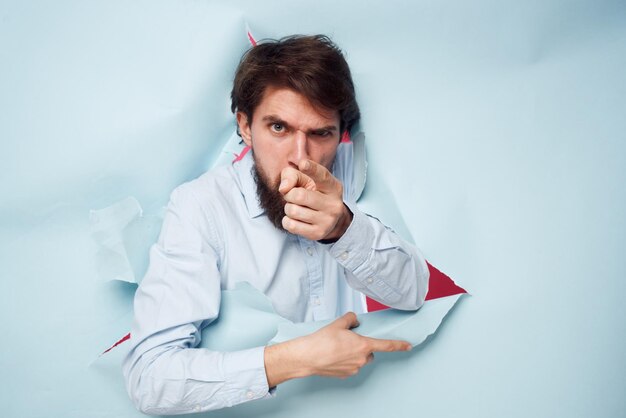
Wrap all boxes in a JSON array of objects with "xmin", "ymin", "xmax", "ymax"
[
  {"xmin": 312, "ymin": 130, "xmax": 331, "ymax": 138},
  {"xmin": 270, "ymin": 123, "xmax": 284, "ymax": 133}
]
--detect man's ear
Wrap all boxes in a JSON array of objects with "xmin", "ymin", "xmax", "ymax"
[{"xmin": 236, "ymin": 112, "xmax": 253, "ymax": 147}]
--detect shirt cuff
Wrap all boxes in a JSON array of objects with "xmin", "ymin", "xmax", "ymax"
[
  {"xmin": 221, "ymin": 346, "xmax": 274, "ymax": 405},
  {"xmin": 322, "ymin": 201, "xmax": 404, "ymax": 304},
  {"xmin": 323, "ymin": 200, "xmax": 375, "ymax": 272}
]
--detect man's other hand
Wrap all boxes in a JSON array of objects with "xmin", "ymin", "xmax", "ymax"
[
  {"xmin": 278, "ymin": 159, "xmax": 353, "ymax": 241},
  {"xmin": 264, "ymin": 312, "xmax": 412, "ymax": 388}
]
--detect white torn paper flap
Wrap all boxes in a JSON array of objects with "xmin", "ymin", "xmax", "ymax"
[
  {"xmin": 90, "ymin": 197, "xmax": 161, "ymax": 284},
  {"xmin": 270, "ymin": 294, "xmax": 463, "ymax": 347}
]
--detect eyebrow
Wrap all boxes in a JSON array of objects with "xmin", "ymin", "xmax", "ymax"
[{"xmin": 262, "ymin": 115, "xmax": 338, "ymax": 133}]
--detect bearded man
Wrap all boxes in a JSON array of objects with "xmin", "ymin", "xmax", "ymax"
[{"xmin": 123, "ymin": 35, "xmax": 429, "ymax": 415}]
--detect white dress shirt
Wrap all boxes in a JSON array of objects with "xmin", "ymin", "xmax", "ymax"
[{"xmin": 122, "ymin": 141, "xmax": 430, "ymax": 415}]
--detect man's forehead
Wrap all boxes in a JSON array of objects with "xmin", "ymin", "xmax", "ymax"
[{"xmin": 255, "ymin": 86, "xmax": 339, "ymax": 127}]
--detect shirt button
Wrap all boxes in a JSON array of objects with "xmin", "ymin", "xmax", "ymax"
[
  {"xmin": 246, "ymin": 391, "xmax": 254, "ymax": 399},
  {"xmin": 194, "ymin": 405, "xmax": 201, "ymax": 412},
  {"xmin": 340, "ymin": 251, "xmax": 349, "ymax": 261},
  {"xmin": 306, "ymin": 247, "xmax": 314, "ymax": 256},
  {"xmin": 366, "ymin": 277, "xmax": 374, "ymax": 284},
  {"xmin": 313, "ymin": 297, "xmax": 321, "ymax": 306}
]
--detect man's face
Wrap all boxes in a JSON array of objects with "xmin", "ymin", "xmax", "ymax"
[{"xmin": 237, "ymin": 86, "xmax": 341, "ymax": 229}]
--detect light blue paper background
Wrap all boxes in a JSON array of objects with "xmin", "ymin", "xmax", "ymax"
[{"xmin": 1, "ymin": 0, "xmax": 625, "ymax": 417}]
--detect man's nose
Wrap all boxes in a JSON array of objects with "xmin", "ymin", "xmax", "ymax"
[{"xmin": 288, "ymin": 130, "xmax": 310, "ymax": 166}]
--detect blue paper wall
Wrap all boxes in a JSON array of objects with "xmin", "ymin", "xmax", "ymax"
[{"xmin": 1, "ymin": 1, "xmax": 625, "ymax": 417}]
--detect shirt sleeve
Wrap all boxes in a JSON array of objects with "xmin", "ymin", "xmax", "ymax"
[
  {"xmin": 325, "ymin": 200, "xmax": 430, "ymax": 311},
  {"xmin": 122, "ymin": 184, "xmax": 273, "ymax": 415}
]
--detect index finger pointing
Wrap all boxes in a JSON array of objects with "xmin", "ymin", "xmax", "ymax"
[
  {"xmin": 298, "ymin": 159, "xmax": 334, "ymax": 191},
  {"xmin": 365, "ymin": 337, "xmax": 412, "ymax": 353}
]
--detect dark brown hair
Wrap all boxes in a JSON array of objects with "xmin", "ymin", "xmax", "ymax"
[{"xmin": 231, "ymin": 35, "xmax": 360, "ymax": 135}]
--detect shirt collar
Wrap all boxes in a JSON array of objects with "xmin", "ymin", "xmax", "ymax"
[
  {"xmin": 233, "ymin": 143, "xmax": 353, "ymax": 219},
  {"xmin": 234, "ymin": 149, "xmax": 265, "ymax": 219}
]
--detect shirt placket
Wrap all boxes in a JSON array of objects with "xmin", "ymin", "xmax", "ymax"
[{"xmin": 296, "ymin": 236, "xmax": 325, "ymax": 320}]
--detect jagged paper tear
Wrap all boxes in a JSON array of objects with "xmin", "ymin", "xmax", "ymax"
[
  {"xmin": 90, "ymin": 19, "xmax": 466, "ymax": 362},
  {"xmin": 201, "ymin": 282, "xmax": 463, "ymax": 351},
  {"xmin": 270, "ymin": 294, "xmax": 463, "ymax": 347}
]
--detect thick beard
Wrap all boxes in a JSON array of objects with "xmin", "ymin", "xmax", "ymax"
[{"xmin": 252, "ymin": 160, "xmax": 287, "ymax": 231}]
